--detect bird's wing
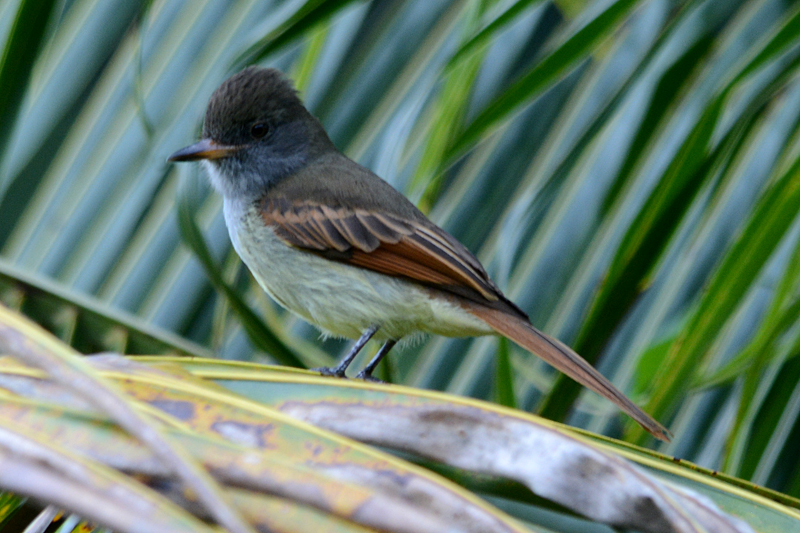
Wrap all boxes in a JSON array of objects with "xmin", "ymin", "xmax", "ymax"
[{"xmin": 261, "ymin": 196, "xmax": 513, "ymax": 307}]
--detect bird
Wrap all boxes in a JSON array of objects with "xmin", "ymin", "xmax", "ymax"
[{"xmin": 168, "ymin": 66, "xmax": 670, "ymax": 442}]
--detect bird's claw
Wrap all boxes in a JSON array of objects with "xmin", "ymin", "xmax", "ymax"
[
  {"xmin": 355, "ymin": 371, "xmax": 385, "ymax": 383},
  {"xmin": 312, "ymin": 366, "xmax": 347, "ymax": 378}
]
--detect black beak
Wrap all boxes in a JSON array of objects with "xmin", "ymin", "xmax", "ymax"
[{"xmin": 167, "ymin": 138, "xmax": 241, "ymax": 162}]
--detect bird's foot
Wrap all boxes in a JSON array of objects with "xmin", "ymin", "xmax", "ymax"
[
  {"xmin": 355, "ymin": 370, "xmax": 385, "ymax": 383},
  {"xmin": 312, "ymin": 366, "xmax": 347, "ymax": 378}
]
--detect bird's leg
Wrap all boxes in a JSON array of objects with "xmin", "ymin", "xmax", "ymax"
[
  {"xmin": 313, "ymin": 325, "xmax": 379, "ymax": 378},
  {"xmin": 356, "ymin": 340, "xmax": 397, "ymax": 382}
]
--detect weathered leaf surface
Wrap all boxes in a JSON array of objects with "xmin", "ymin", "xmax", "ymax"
[
  {"xmin": 0, "ymin": 303, "xmax": 253, "ymax": 533},
  {"xmin": 0, "ymin": 385, "xmax": 463, "ymax": 533},
  {"xmin": 199, "ymin": 489, "xmax": 380, "ymax": 533},
  {"xmin": 0, "ymin": 403, "xmax": 211, "ymax": 533},
  {"xmin": 0, "ymin": 343, "xmax": 788, "ymax": 532},
  {"xmin": 166, "ymin": 358, "xmax": 768, "ymax": 533},
  {"xmin": 0, "ymin": 356, "xmax": 529, "ymax": 533}
]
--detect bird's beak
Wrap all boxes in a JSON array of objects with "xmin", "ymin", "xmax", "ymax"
[{"xmin": 167, "ymin": 138, "xmax": 241, "ymax": 162}]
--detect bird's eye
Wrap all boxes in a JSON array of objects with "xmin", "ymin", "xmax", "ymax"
[{"xmin": 250, "ymin": 123, "xmax": 270, "ymax": 139}]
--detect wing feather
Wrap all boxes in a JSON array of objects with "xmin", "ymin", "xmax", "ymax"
[{"xmin": 261, "ymin": 197, "xmax": 501, "ymax": 302}]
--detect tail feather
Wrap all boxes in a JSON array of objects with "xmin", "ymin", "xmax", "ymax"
[{"xmin": 464, "ymin": 302, "xmax": 671, "ymax": 442}]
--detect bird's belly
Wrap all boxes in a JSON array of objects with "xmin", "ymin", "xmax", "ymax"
[{"xmin": 227, "ymin": 205, "xmax": 492, "ymax": 341}]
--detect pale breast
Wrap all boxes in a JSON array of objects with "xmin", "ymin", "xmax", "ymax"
[{"xmin": 223, "ymin": 199, "xmax": 492, "ymax": 341}]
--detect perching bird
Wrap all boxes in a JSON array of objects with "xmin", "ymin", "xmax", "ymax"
[{"xmin": 168, "ymin": 66, "xmax": 670, "ymax": 441}]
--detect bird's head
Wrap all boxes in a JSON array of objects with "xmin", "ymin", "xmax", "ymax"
[{"xmin": 168, "ymin": 67, "xmax": 333, "ymax": 199}]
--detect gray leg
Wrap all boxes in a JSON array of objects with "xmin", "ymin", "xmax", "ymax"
[
  {"xmin": 356, "ymin": 340, "xmax": 397, "ymax": 381},
  {"xmin": 313, "ymin": 325, "xmax": 379, "ymax": 378}
]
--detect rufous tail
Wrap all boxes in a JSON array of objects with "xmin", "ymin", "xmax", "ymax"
[{"xmin": 464, "ymin": 302, "xmax": 671, "ymax": 442}]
